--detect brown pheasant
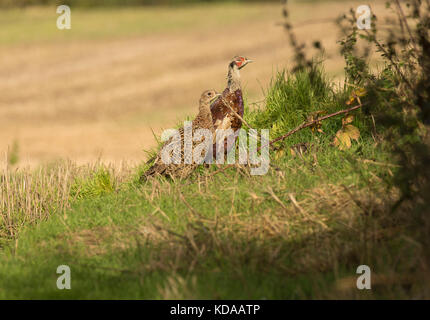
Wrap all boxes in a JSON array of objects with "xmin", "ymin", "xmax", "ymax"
[
  {"xmin": 211, "ymin": 56, "xmax": 252, "ymax": 156},
  {"xmin": 142, "ymin": 90, "xmax": 221, "ymax": 180}
]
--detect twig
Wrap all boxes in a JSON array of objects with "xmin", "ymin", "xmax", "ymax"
[
  {"xmin": 288, "ymin": 193, "xmax": 328, "ymax": 229},
  {"xmin": 362, "ymin": 26, "xmax": 414, "ymax": 92},
  {"xmin": 257, "ymin": 103, "xmax": 365, "ymax": 152},
  {"xmin": 341, "ymin": 184, "xmax": 370, "ymax": 216},
  {"xmin": 266, "ymin": 187, "xmax": 288, "ymax": 211},
  {"xmin": 206, "ymin": 164, "xmax": 235, "ymax": 178},
  {"xmin": 179, "ymin": 192, "xmax": 203, "ymax": 219},
  {"xmin": 357, "ymin": 159, "xmax": 401, "ymax": 168},
  {"xmin": 219, "ymin": 96, "xmax": 258, "ymax": 164},
  {"xmin": 220, "ymin": 96, "xmax": 254, "ymax": 130},
  {"xmin": 394, "ymin": 0, "xmax": 418, "ymax": 52}
]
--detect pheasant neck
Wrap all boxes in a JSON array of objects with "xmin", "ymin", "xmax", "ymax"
[
  {"xmin": 196, "ymin": 104, "xmax": 213, "ymax": 129},
  {"xmin": 227, "ymin": 64, "xmax": 241, "ymax": 92}
]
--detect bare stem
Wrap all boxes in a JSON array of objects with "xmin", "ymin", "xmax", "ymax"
[
  {"xmin": 220, "ymin": 97, "xmax": 254, "ymax": 130},
  {"xmin": 394, "ymin": 0, "xmax": 418, "ymax": 52},
  {"xmin": 257, "ymin": 103, "xmax": 365, "ymax": 152}
]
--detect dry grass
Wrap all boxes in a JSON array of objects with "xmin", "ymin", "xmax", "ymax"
[
  {"xmin": 0, "ymin": 161, "xmax": 131, "ymax": 241},
  {"xmin": 63, "ymin": 176, "xmax": 427, "ymax": 299},
  {"xmin": 1, "ymin": 152, "xmax": 429, "ymax": 298}
]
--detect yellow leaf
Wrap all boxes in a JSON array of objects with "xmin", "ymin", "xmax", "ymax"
[
  {"xmin": 344, "ymin": 124, "xmax": 360, "ymax": 141},
  {"xmin": 336, "ymin": 129, "xmax": 352, "ymax": 150},
  {"xmin": 333, "ymin": 124, "xmax": 360, "ymax": 150},
  {"xmin": 354, "ymin": 88, "xmax": 366, "ymax": 97},
  {"xmin": 346, "ymin": 96, "xmax": 356, "ymax": 105},
  {"xmin": 342, "ymin": 114, "xmax": 354, "ymax": 126},
  {"xmin": 333, "ymin": 135, "xmax": 340, "ymax": 147},
  {"xmin": 346, "ymin": 88, "xmax": 366, "ymax": 105}
]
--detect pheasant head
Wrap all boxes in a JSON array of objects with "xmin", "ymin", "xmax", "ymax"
[
  {"xmin": 199, "ymin": 90, "xmax": 221, "ymax": 112},
  {"xmin": 231, "ymin": 56, "xmax": 253, "ymax": 70},
  {"xmin": 227, "ymin": 56, "xmax": 253, "ymax": 92}
]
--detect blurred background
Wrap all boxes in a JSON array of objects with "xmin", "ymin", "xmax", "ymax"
[{"xmin": 0, "ymin": 0, "xmax": 386, "ymax": 167}]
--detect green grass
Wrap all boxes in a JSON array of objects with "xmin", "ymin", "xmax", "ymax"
[
  {"xmin": 0, "ymin": 152, "xmax": 388, "ymax": 298},
  {"xmin": 1, "ymin": 65, "xmax": 427, "ymax": 299},
  {"xmin": 70, "ymin": 167, "xmax": 116, "ymax": 200}
]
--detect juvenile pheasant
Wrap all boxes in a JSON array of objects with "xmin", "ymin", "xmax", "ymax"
[
  {"xmin": 211, "ymin": 56, "xmax": 252, "ymax": 156},
  {"xmin": 142, "ymin": 90, "xmax": 221, "ymax": 180}
]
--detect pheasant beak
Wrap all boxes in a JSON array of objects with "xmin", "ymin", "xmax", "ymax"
[
  {"xmin": 238, "ymin": 58, "xmax": 253, "ymax": 69},
  {"xmin": 210, "ymin": 93, "xmax": 222, "ymax": 103}
]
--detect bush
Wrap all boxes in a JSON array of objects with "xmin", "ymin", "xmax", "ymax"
[{"xmin": 246, "ymin": 64, "xmax": 371, "ymax": 151}]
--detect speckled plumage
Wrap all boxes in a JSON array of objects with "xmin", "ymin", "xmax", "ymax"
[{"xmin": 142, "ymin": 90, "xmax": 219, "ymax": 180}]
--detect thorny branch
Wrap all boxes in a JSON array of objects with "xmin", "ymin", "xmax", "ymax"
[{"xmin": 257, "ymin": 102, "xmax": 364, "ymax": 152}]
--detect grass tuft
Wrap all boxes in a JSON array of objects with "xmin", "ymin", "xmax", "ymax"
[{"xmin": 70, "ymin": 167, "xmax": 116, "ymax": 200}]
